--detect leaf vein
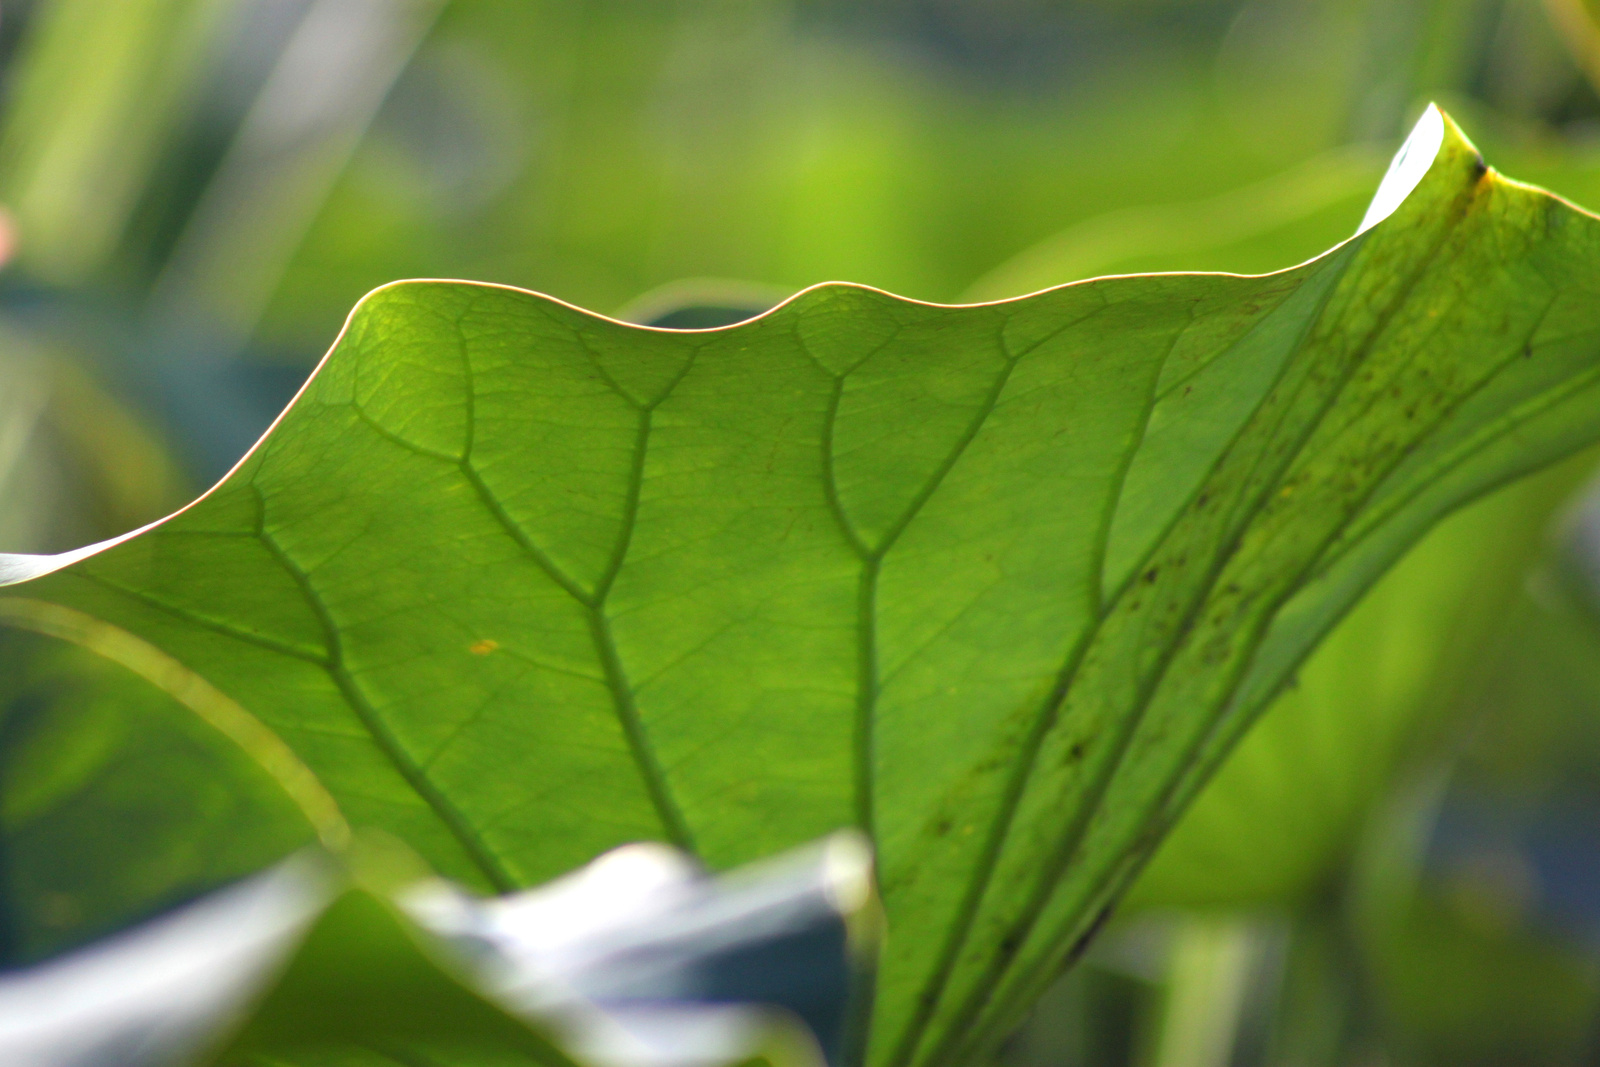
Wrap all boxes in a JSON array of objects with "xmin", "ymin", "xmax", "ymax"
[{"xmin": 251, "ymin": 484, "xmax": 517, "ymax": 891}]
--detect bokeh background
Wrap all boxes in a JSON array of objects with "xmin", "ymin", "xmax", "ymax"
[{"xmin": 10, "ymin": 1, "xmax": 1600, "ymax": 1064}]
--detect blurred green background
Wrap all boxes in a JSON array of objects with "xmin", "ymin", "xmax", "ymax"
[{"xmin": 12, "ymin": 0, "xmax": 1600, "ymax": 1064}]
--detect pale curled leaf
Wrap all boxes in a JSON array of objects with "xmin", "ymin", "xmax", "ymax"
[
  {"xmin": 0, "ymin": 857, "xmax": 324, "ymax": 1067},
  {"xmin": 0, "ymin": 835, "xmax": 868, "ymax": 1067},
  {"xmin": 6, "ymin": 107, "xmax": 1600, "ymax": 1066}
]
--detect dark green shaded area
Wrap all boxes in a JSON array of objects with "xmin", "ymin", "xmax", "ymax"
[{"xmin": 0, "ymin": 632, "xmax": 312, "ymax": 965}]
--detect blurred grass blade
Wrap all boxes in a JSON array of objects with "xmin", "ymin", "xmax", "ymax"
[
  {"xmin": 0, "ymin": 597, "xmax": 351, "ymax": 850},
  {"xmin": 0, "ymin": 629, "xmax": 318, "ymax": 969},
  {"xmin": 4, "ymin": 107, "xmax": 1600, "ymax": 1067},
  {"xmin": 0, "ymin": 0, "xmax": 241, "ymax": 285},
  {"xmin": 1146, "ymin": 916, "xmax": 1266, "ymax": 1067},
  {"xmin": 148, "ymin": 0, "xmax": 447, "ymax": 351}
]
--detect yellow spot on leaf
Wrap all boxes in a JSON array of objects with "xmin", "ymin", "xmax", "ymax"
[{"xmin": 470, "ymin": 639, "xmax": 499, "ymax": 656}]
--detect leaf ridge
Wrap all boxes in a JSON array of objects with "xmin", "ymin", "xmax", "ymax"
[
  {"xmin": 1080, "ymin": 269, "xmax": 1350, "ymax": 658},
  {"xmin": 820, "ymin": 372, "xmax": 880, "ymax": 835},
  {"xmin": 587, "ymin": 343, "xmax": 705, "ymax": 850},
  {"xmin": 1165, "ymin": 309, "xmax": 1594, "ymax": 830},
  {"xmin": 1086, "ymin": 319, "xmax": 1191, "ymax": 616},
  {"xmin": 882, "ymin": 311, "xmax": 1174, "ymax": 1066},
  {"xmin": 853, "ymin": 564, "xmax": 879, "ymax": 836}
]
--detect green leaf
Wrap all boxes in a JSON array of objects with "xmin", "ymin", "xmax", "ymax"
[{"xmin": 6, "ymin": 106, "xmax": 1600, "ymax": 1067}]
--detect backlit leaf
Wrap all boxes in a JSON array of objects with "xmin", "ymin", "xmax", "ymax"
[{"xmin": 5, "ymin": 107, "xmax": 1600, "ymax": 1066}]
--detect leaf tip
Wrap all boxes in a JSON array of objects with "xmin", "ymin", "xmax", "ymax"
[{"xmin": 1356, "ymin": 103, "xmax": 1447, "ymax": 236}]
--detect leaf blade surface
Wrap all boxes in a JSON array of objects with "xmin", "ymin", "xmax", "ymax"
[{"xmin": 5, "ymin": 108, "xmax": 1600, "ymax": 1067}]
